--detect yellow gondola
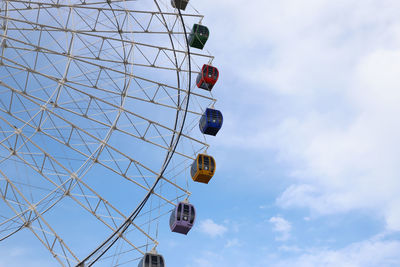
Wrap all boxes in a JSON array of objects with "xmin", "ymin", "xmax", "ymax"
[{"xmin": 190, "ymin": 154, "xmax": 216, "ymax": 184}]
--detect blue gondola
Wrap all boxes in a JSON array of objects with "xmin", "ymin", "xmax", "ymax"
[{"xmin": 199, "ymin": 108, "xmax": 223, "ymax": 136}]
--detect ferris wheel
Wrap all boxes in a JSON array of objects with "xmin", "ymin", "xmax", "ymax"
[{"xmin": 0, "ymin": 0, "xmax": 223, "ymax": 266}]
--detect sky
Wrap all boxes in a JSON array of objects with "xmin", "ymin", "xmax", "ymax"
[{"xmin": 2, "ymin": 0, "xmax": 400, "ymax": 266}]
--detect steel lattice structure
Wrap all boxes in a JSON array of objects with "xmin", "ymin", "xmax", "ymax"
[{"xmin": 0, "ymin": 0, "xmax": 216, "ymax": 266}]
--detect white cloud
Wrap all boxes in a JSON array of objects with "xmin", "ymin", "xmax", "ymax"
[
  {"xmin": 274, "ymin": 48, "xmax": 400, "ymax": 229},
  {"xmin": 225, "ymin": 238, "xmax": 242, "ymax": 248},
  {"xmin": 269, "ymin": 216, "xmax": 292, "ymax": 241},
  {"xmin": 191, "ymin": 258, "xmax": 214, "ymax": 267},
  {"xmin": 185, "ymin": 237, "xmax": 400, "ymax": 267},
  {"xmin": 198, "ymin": 219, "xmax": 228, "ymax": 238},
  {"xmin": 278, "ymin": 245, "xmax": 303, "ymax": 253},
  {"xmin": 273, "ymin": 238, "xmax": 400, "ymax": 267},
  {"xmin": 201, "ymin": 0, "xmax": 400, "ymax": 231},
  {"xmin": 189, "ymin": 250, "xmax": 250, "ymax": 267}
]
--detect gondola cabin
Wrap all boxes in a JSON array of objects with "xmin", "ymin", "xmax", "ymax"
[
  {"xmin": 199, "ymin": 108, "xmax": 223, "ymax": 136},
  {"xmin": 171, "ymin": 0, "xmax": 189, "ymax": 10},
  {"xmin": 138, "ymin": 252, "xmax": 165, "ymax": 267},
  {"xmin": 191, "ymin": 154, "xmax": 216, "ymax": 184},
  {"xmin": 188, "ymin": 24, "xmax": 209, "ymax": 50},
  {"xmin": 169, "ymin": 202, "xmax": 196, "ymax": 235},
  {"xmin": 196, "ymin": 64, "xmax": 219, "ymax": 91}
]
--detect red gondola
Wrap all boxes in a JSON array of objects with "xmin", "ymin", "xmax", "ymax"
[{"xmin": 196, "ymin": 64, "xmax": 219, "ymax": 91}]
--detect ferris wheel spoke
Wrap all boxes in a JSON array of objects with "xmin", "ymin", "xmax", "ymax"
[
  {"xmin": 5, "ymin": 0, "xmax": 204, "ymax": 20},
  {"xmin": 0, "ymin": 134, "xmax": 73, "ymax": 205},
  {"xmin": 2, "ymin": 107, "xmax": 188, "ymax": 206},
  {"xmin": 0, "ymin": 112, "xmax": 81, "ymax": 192},
  {"xmin": 28, "ymin": 221, "xmax": 78, "ymax": 267},
  {"xmin": 66, "ymin": 180, "xmax": 158, "ymax": 252},
  {"xmin": 0, "ymin": 71, "xmax": 209, "ymax": 160},
  {"xmin": 0, "ymin": 12, "xmax": 213, "ymax": 59},
  {"xmin": 0, "ymin": 178, "xmax": 31, "ymax": 224},
  {"xmin": 0, "ymin": 169, "xmax": 79, "ymax": 266},
  {"xmin": 0, "ymin": 129, "xmax": 156, "ymax": 257},
  {"xmin": 61, "ymin": 73, "xmax": 209, "ymax": 118},
  {"xmin": 0, "ymin": 33, "xmax": 203, "ymax": 83},
  {"xmin": 0, "ymin": 92, "xmax": 191, "ymax": 210},
  {"xmin": 3, "ymin": 139, "xmax": 163, "ymax": 262},
  {"xmin": 0, "ymin": 34, "xmax": 215, "ymax": 104},
  {"xmin": 57, "ymin": 71, "xmax": 213, "ymax": 115},
  {"xmin": 0, "ymin": 124, "xmax": 156, "ymax": 257},
  {"xmin": 0, "ymin": 84, "xmax": 193, "ymax": 220},
  {"xmin": 0, "ymin": 81, "xmax": 140, "ymax": 171}
]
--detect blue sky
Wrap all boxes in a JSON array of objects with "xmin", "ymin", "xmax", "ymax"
[{"xmin": 2, "ymin": 0, "xmax": 400, "ymax": 266}]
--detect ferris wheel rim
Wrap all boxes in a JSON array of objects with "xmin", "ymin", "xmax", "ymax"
[{"xmin": 0, "ymin": 0, "xmax": 215, "ymax": 265}]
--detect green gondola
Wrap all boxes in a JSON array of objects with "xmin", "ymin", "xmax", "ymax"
[{"xmin": 188, "ymin": 24, "xmax": 209, "ymax": 50}]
